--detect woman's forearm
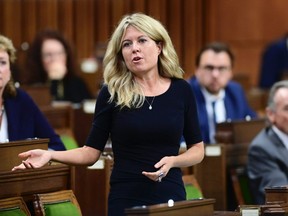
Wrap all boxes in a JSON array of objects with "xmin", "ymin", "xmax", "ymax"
[
  {"xmin": 51, "ymin": 146, "xmax": 101, "ymax": 166},
  {"xmin": 173, "ymin": 142, "xmax": 205, "ymax": 168}
]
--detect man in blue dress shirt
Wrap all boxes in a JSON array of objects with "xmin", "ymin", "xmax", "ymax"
[{"xmin": 188, "ymin": 42, "xmax": 257, "ymax": 144}]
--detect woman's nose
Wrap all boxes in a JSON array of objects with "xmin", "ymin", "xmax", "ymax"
[{"xmin": 132, "ymin": 43, "xmax": 140, "ymax": 53}]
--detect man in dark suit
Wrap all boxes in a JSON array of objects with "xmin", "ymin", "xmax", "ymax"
[
  {"xmin": 248, "ymin": 80, "xmax": 288, "ymax": 204},
  {"xmin": 188, "ymin": 42, "xmax": 257, "ymax": 144},
  {"xmin": 258, "ymin": 35, "xmax": 288, "ymax": 89}
]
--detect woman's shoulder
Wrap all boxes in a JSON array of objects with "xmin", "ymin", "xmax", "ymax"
[
  {"xmin": 14, "ymin": 88, "xmax": 38, "ymax": 105},
  {"xmin": 171, "ymin": 77, "xmax": 186, "ymax": 84},
  {"xmin": 96, "ymin": 85, "xmax": 111, "ymax": 102},
  {"xmin": 5, "ymin": 88, "xmax": 39, "ymax": 112},
  {"xmin": 13, "ymin": 88, "xmax": 31, "ymax": 99},
  {"xmin": 171, "ymin": 78, "xmax": 192, "ymax": 91}
]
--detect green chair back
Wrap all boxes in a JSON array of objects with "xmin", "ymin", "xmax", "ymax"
[
  {"xmin": 44, "ymin": 200, "xmax": 80, "ymax": 216},
  {"xmin": 185, "ymin": 183, "xmax": 203, "ymax": 200}
]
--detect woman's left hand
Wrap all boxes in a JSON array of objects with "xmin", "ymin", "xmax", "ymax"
[{"xmin": 142, "ymin": 156, "xmax": 175, "ymax": 182}]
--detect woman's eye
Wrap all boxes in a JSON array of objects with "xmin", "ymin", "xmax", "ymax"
[
  {"xmin": 122, "ymin": 41, "xmax": 131, "ymax": 48},
  {"xmin": 0, "ymin": 60, "xmax": 7, "ymax": 65},
  {"xmin": 139, "ymin": 38, "xmax": 147, "ymax": 43}
]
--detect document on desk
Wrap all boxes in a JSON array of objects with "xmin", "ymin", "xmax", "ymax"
[
  {"xmin": 240, "ymin": 206, "xmax": 260, "ymax": 216},
  {"xmin": 205, "ymin": 145, "xmax": 221, "ymax": 156}
]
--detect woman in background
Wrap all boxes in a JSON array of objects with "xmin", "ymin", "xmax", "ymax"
[
  {"xmin": 25, "ymin": 29, "xmax": 93, "ymax": 104},
  {"xmin": 0, "ymin": 34, "xmax": 65, "ymax": 150}
]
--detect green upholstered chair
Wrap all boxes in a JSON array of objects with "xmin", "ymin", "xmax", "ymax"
[
  {"xmin": 60, "ymin": 134, "xmax": 78, "ymax": 150},
  {"xmin": 33, "ymin": 190, "xmax": 82, "ymax": 216},
  {"xmin": 0, "ymin": 196, "xmax": 31, "ymax": 216},
  {"xmin": 230, "ymin": 166, "xmax": 254, "ymax": 205},
  {"xmin": 182, "ymin": 174, "xmax": 203, "ymax": 200}
]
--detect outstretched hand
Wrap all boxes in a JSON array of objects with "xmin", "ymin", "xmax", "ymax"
[
  {"xmin": 12, "ymin": 149, "xmax": 51, "ymax": 171},
  {"xmin": 142, "ymin": 156, "xmax": 175, "ymax": 182}
]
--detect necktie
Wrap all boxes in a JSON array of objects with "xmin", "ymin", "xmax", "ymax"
[{"xmin": 211, "ymin": 101, "xmax": 217, "ymax": 124}]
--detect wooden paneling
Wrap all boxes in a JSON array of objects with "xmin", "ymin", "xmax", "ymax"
[
  {"xmin": 131, "ymin": 0, "xmax": 146, "ymax": 12},
  {"xmin": 1, "ymin": 1, "xmax": 22, "ymax": 43},
  {"xmin": 74, "ymin": 0, "xmax": 95, "ymax": 60},
  {"xmin": 182, "ymin": 0, "xmax": 203, "ymax": 78},
  {"xmin": 0, "ymin": 0, "xmax": 203, "ymax": 96},
  {"xmin": 58, "ymin": 0, "xmax": 74, "ymax": 40},
  {"xmin": 94, "ymin": 0, "xmax": 110, "ymax": 42},
  {"xmin": 203, "ymin": 0, "xmax": 288, "ymax": 87},
  {"xmin": 37, "ymin": 0, "xmax": 58, "ymax": 30},
  {"xmin": 2, "ymin": 0, "xmax": 288, "ymax": 95},
  {"xmin": 22, "ymin": 0, "xmax": 37, "ymax": 41},
  {"xmin": 167, "ymin": 0, "xmax": 182, "ymax": 65}
]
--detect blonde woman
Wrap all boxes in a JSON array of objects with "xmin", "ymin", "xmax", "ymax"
[{"xmin": 13, "ymin": 13, "xmax": 204, "ymax": 216}]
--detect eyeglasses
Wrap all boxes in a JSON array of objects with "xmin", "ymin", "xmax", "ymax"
[
  {"xmin": 42, "ymin": 51, "xmax": 66, "ymax": 60},
  {"xmin": 200, "ymin": 64, "xmax": 231, "ymax": 73}
]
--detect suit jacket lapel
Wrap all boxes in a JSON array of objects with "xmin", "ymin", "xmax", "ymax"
[{"xmin": 267, "ymin": 127, "xmax": 288, "ymax": 166}]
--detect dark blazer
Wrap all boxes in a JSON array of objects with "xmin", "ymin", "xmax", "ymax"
[
  {"xmin": 258, "ymin": 37, "xmax": 288, "ymax": 89},
  {"xmin": 5, "ymin": 88, "xmax": 65, "ymax": 151},
  {"xmin": 188, "ymin": 76, "xmax": 257, "ymax": 143},
  {"xmin": 247, "ymin": 127, "xmax": 288, "ymax": 204}
]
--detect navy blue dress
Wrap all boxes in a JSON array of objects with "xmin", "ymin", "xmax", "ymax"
[{"xmin": 86, "ymin": 78, "xmax": 202, "ymax": 216}]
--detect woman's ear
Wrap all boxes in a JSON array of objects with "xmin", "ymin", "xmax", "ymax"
[{"xmin": 157, "ymin": 42, "xmax": 162, "ymax": 54}]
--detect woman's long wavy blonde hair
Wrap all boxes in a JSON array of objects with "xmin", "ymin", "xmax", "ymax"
[{"xmin": 103, "ymin": 13, "xmax": 184, "ymax": 108}]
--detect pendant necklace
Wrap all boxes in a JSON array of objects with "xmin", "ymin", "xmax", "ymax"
[{"xmin": 145, "ymin": 96, "xmax": 155, "ymax": 110}]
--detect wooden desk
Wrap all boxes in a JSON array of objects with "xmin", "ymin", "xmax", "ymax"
[
  {"xmin": 194, "ymin": 145, "xmax": 227, "ymax": 211},
  {"xmin": 41, "ymin": 105, "xmax": 94, "ymax": 146},
  {"xmin": 41, "ymin": 104, "xmax": 74, "ymax": 131},
  {"xmin": 0, "ymin": 138, "xmax": 72, "ymax": 214},
  {"xmin": 72, "ymin": 156, "xmax": 113, "ymax": 216},
  {"xmin": 213, "ymin": 211, "xmax": 240, "ymax": 216},
  {"xmin": 265, "ymin": 187, "xmax": 288, "ymax": 204},
  {"xmin": 0, "ymin": 138, "xmax": 49, "ymax": 171},
  {"xmin": 0, "ymin": 163, "xmax": 71, "ymax": 213},
  {"xmin": 0, "ymin": 164, "xmax": 71, "ymax": 200},
  {"xmin": 194, "ymin": 119, "xmax": 266, "ymax": 211},
  {"xmin": 72, "ymin": 107, "xmax": 94, "ymax": 145},
  {"xmin": 125, "ymin": 198, "xmax": 216, "ymax": 216},
  {"xmin": 22, "ymin": 85, "xmax": 51, "ymax": 107},
  {"xmin": 215, "ymin": 118, "xmax": 266, "ymax": 144}
]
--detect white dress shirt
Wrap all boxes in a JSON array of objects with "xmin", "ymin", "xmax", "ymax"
[
  {"xmin": 201, "ymin": 87, "xmax": 226, "ymax": 143},
  {"xmin": 0, "ymin": 111, "xmax": 9, "ymax": 143}
]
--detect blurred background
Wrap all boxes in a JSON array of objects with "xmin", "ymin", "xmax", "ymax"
[{"xmin": 1, "ymin": 0, "xmax": 287, "ymax": 97}]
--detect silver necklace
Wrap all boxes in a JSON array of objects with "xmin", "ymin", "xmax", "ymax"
[{"xmin": 145, "ymin": 96, "xmax": 155, "ymax": 110}]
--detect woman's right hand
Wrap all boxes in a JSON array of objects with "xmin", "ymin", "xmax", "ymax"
[{"xmin": 12, "ymin": 149, "xmax": 52, "ymax": 171}]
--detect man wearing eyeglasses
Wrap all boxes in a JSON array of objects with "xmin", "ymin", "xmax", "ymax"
[{"xmin": 188, "ymin": 42, "xmax": 257, "ymax": 144}]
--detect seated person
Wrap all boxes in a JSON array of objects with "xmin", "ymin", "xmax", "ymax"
[
  {"xmin": 0, "ymin": 34, "xmax": 65, "ymax": 150},
  {"xmin": 258, "ymin": 34, "xmax": 288, "ymax": 89},
  {"xmin": 248, "ymin": 80, "xmax": 288, "ymax": 204},
  {"xmin": 25, "ymin": 29, "xmax": 93, "ymax": 104},
  {"xmin": 188, "ymin": 42, "xmax": 257, "ymax": 144}
]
